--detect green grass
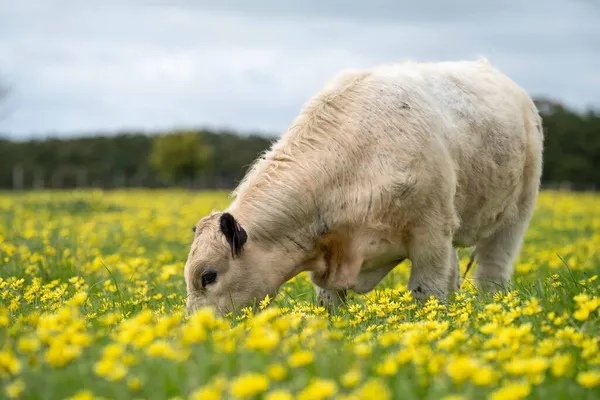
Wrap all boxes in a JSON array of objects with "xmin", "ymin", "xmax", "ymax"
[{"xmin": 0, "ymin": 189, "xmax": 599, "ymax": 400}]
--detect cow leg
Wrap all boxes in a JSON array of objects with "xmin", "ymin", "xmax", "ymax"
[
  {"xmin": 448, "ymin": 248, "xmax": 461, "ymax": 293},
  {"xmin": 472, "ymin": 217, "xmax": 530, "ymax": 292},
  {"xmin": 407, "ymin": 230, "xmax": 454, "ymax": 302},
  {"xmin": 352, "ymin": 261, "xmax": 400, "ymax": 293},
  {"xmin": 314, "ymin": 285, "xmax": 347, "ymax": 312}
]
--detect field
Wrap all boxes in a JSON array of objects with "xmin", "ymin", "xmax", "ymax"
[{"xmin": 1, "ymin": 189, "xmax": 599, "ymax": 400}]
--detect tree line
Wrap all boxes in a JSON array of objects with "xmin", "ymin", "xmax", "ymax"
[{"xmin": 0, "ymin": 97, "xmax": 598, "ymax": 191}]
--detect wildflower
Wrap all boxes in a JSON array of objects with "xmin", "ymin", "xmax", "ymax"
[
  {"xmin": 375, "ymin": 356, "xmax": 398, "ymax": 376},
  {"xmin": 354, "ymin": 343, "xmax": 372, "ymax": 358},
  {"xmin": 17, "ymin": 336, "xmax": 40, "ymax": 353},
  {"xmin": 0, "ymin": 349, "xmax": 21, "ymax": 377},
  {"xmin": 0, "ymin": 306, "xmax": 8, "ymax": 327},
  {"xmin": 265, "ymin": 390, "xmax": 293, "ymax": 400},
  {"xmin": 288, "ymin": 350, "xmax": 314, "ymax": 367},
  {"xmin": 146, "ymin": 340, "xmax": 178, "ymax": 359},
  {"xmin": 446, "ymin": 355, "xmax": 478, "ymax": 385},
  {"xmin": 127, "ymin": 376, "xmax": 142, "ymax": 392},
  {"xmin": 489, "ymin": 381, "xmax": 531, "ymax": 400},
  {"xmin": 5, "ymin": 379, "xmax": 25, "ymax": 399},
  {"xmin": 45, "ymin": 340, "xmax": 84, "ymax": 368},
  {"xmin": 471, "ymin": 365, "xmax": 498, "ymax": 386},
  {"xmin": 245, "ymin": 326, "xmax": 280, "ymax": 352},
  {"xmin": 94, "ymin": 356, "xmax": 127, "ymax": 382},
  {"xmin": 342, "ymin": 368, "xmax": 362, "ymax": 388},
  {"xmin": 67, "ymin": 390, "xmax": 98, "ymax": 400},
  {"xmin": 267, "ymin": 364, "xmax": 288, "ymax": 381},
  {"xmin": 190, "ymin": 386, "xmax": 221, "ymax": 400},
  {"xmin": 550, "ymin": 354, "xmax": 573, "ymax": 377},
  {"xmin": 297, "ymin": 378, "xmax": 337, "ymax": 400},
  {"xmin": 230, "ymin": 372, "xmax": 269, "ymax": 399},
  {"xmin": 577, "ymin": 370, "xmax": 600, "ymax": 388},
  {"xmin": 260, "ymin": 294, "xmax": 272, "ymax": 310},
  {"xmin": 573, "ymin": 294, "xmax": 600, "ymax": 321},
  {"xmin": 504, "ymin": 356, "xmax": 549, "ymax": 383},
  {"xmin": 354, "ymin": 378, "xmax": 391, "ymax": 400}
]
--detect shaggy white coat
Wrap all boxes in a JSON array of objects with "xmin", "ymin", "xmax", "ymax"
[{"xmin": 184, "ymin": 58, "xmax": 544, "ymax": 315}]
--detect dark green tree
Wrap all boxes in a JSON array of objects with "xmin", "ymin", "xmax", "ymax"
[
  {"xmin": 149, "ymin": 131, "xmax": 214, "ymax": 188},
  {"xmin": 0, "ymin": 97, "xmax": 598, "ymax": 191}
]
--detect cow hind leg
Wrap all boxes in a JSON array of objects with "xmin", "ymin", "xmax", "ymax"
[{"xmin": 472, "ymin": 211, "xmax": 533, "ymax": 292}]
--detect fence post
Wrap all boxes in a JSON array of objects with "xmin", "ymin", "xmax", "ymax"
[
  {"xmin": 12, "ymin": 164, "xmax": 24, "ymax": 191},
  {"xmin": 33, "ymin": 167, "xmax": 45, "ymax": 190},
  {"xmin": 76, "ymin": 168, "xmax": 88, "ymax": 188}
]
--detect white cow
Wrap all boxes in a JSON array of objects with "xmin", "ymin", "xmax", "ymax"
[{"xmin": 184, "ymin": 58, "xmax": 544, "ymax": 316}]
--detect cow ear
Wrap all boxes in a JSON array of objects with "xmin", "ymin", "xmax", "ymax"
[{"xmin": 219, "ymin": 212, "xmax": 248, "ymax": 257}]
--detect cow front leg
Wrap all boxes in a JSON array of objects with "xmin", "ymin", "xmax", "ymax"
[
  {"xmin": 407, "ymin": 233, "xmax": 453, "ymax": 302},
  {"xmin": 314, "ymin": 285, "xmax": 347, "ymax": 312}
]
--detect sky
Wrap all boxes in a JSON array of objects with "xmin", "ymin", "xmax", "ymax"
[{"xmin": 0, "ymin": 0, "xmax": 599, "ymax": 139}]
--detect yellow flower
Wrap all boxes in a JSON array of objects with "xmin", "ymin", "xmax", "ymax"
[
  {"xmin": 66, "ymin": 390, "xmax": 98, "ymax": 400},
  {"xmin": 446, "ymin": 355, "xmax": 477, "ymax": 384},
  {"xmin": 354, "ymin": 343, "xmax": 372, "ymax": 358},
  {"xmin": 577, "ymin": 370, "xmax": 600, "ymax": 388},
  {"xmin": 354, "ymin": 379, "xmax": 392, "ymax": 400},
  {"xmin": 288, "ymin": 350, "xmax": 314, "ymax": 367},
  {"xmin": 45, "ymin": 342, "xmax": 83, "ymax": 368},
  {"xmin": 265, "ymin": 389, "xmax": 293, "ymax": 400},
  {"xmin": 0, "ymin": 349, "xmax": 21, "ymax": 377},
  {"xmin": 190, "ymin": 387, "xmax": 221, "ymax": 400},
  {"xmin": 0, "ymin": 306, "xmax": 8, "ymax": 327},
  {"xmin": 5, "ymin": 379, "xmax": 25, "ymax": 399},
  {"xmin": 146, "ymin": 340, "xmax": 178, "ymax": 359},
  {"xmin": 94, "ymin": 357, "xmax": 127, "ymax": 382},
  {"xmin": 504, "ymin": 357, "xmax": 549, "ymax": 379},
  {"xmin": 181, "ymin": 324, "xmax": 208, "ymax": 345},
  {"xmin": 127, "ymin": 376, "xmax": 142, "ymax": 392},
  {"xmin": 375, "ymin": 356, "xmax": 398, "ymax": 376},
  {"xmin": 341, "ymin": 368, "xmax": 362, "ymax": 388},
  {"xmin": 471, "ymin": 365, "xmax": 498, "ymax": 386},
  {"xmin": 260, "ymin": 294, "xmax": 272, "ymax": 310},
  {"xmin": 17, "ymin": 336, "xmax": 40, "ymax": 353},
  {"xmin": 230, "ymin": 372, "xmax": 269, "ymax": 399},
  {"xmin": 297, "ymin": 378, "xmax": 337, "ymax": 400},
  {"xmin": 489, "ymin": 382, "xmax": 531, "ymax": 400},
  {"xmin": 573, "ymin": 294, "xmax": 600, "ymax": 321},
  {"xmin": 245, "ymin": 326, "xmax": 280, "ymax": 352},
  {"xmin": 550, "ymin": 354, "xmax": 573, "ymax": 377},
  {"xmin": 267, "ymin": 363, "xmax": 288, "ymax": 381}
]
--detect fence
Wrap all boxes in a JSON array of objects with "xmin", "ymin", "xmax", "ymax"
[{"xmin": 7, "ymin": 164, "xmax": 238, "ymax": 191}]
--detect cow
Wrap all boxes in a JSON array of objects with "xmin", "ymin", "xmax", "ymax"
[{"xmin": 184, "ymin": 57, "xmax": 544, "ymax": 317}]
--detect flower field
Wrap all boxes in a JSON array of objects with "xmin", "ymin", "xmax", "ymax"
[{"xmin": 1, "ymin": 189, "xmax": 599, "ymax": 400}]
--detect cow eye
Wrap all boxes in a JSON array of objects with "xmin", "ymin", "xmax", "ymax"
[{"xmin": 201, "ymin": 271, "xmax": 217, "ymax": 287}]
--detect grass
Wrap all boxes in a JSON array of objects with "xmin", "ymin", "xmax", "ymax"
[{"xmin": 0, "ymin": 189, "xmax": 599, "ymax": 400}]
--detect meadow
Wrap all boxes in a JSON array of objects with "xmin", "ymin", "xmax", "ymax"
[{"xmin": 0, "ymin": 189, "xmax": 599, "ymax": 400}]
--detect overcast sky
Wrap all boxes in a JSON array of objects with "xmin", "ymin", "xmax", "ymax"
[{"xmin": 1, "ymin": 0, "xmax": 599, "ymax": 139}]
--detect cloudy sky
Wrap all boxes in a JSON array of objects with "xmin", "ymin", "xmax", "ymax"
[{"xmin": 1, "ymin": 0, "xmax": 599, "ymax": 139}]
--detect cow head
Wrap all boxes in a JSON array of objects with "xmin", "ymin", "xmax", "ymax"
[{"xmin": 184, "ymin": 211, "xmax": 283, "ymax": 317}]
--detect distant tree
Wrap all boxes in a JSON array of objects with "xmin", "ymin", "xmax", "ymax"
[
  {"xmin": 149, "ymin": 131, "xmax": 214, "ymax": 187},
  {"xmin": 1, "ymin": 96, "xmax": 598, "ymax": 191}
]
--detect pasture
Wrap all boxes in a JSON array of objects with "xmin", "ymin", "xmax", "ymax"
[{"xmin": 0, "ymin": 189, "xmax": 599, "ymax": 400}]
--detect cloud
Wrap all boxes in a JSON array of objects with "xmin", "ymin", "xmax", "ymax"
[{"xmin": 0, "ymin": 0, "xmax": 598, "ymax": 138}]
